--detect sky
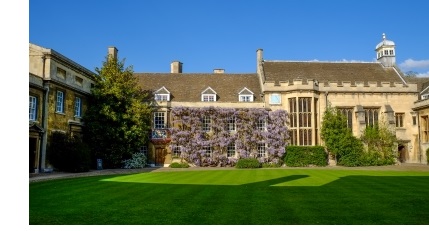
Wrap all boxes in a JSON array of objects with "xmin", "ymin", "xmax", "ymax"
[{"xmin": 29, "ymin": 0, "xmax": 429, "ymax": 77}]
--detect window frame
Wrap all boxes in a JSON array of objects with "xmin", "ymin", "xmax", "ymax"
[
  {"xmin": 155, "ymin": 94, "xmax": 169, "ymax": 102},
  {"xmin": 395, "ymin": 113, "xmax": 404, "ymax": 128},
  {"xmin": 202, "ymin": 116, "xmax": 212, "ymax": 132},
  {"xmin": 153, "ymin": 111, "xmax": 166, "ymax": 129},
  {"xmin": 56, "ymin": 90, "xmax": 65, "ymax": 113},
  {"xmin": 257, "ymin": 143, "xmax": 266, "ymax": 157},
  {"xmin": 29, "ymin": 95, "xmax": 37, "ymax": 121},
  {"xmin": 202, "ymin": 94, "xmax": 216, "ymax": 102},
  {"xmin": 74, "ymin": 97, "xmax": 82, "ymax": 117},
  {"xmin": 269, "ymin": 93, "xmax": 282, "ymax": 104},
  {"xmin": 239, "ymin": 95, "xmax": 253, "ymax": 102}
]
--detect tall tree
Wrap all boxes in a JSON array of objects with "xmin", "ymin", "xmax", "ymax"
[{"xmin": 84, "ymin": 53, "xmax": 153, "ymax": 168}]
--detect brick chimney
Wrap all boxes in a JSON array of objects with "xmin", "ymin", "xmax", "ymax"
[
  {"xmin": 213, "ymin": 68, "xmax": 225, "ymax": 74},
  {"xmin": 171, "ymin": 61, "xmax": 183, "ymax": 73},
  {"xmin": 108, "ymin": 46, "xmax": 118, "ymax": 60}
]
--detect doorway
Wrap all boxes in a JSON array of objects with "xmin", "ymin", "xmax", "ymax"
[
  {"xmin": 398, "ymin": 144, "xmax": 408, "ymax": 163},
  {"xmin": 155, "ymin": 148, "xmax": 166, "ymax": 166},
  {"xmin": 29, "ymin": 138, "xmax": 37, "ymax": 173}
]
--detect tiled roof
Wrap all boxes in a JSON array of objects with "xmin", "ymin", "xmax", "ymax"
[
  {"xmin": 135, "ymin": 73, "xmax": 262, "ymax": 102},
  {"xmin": 407, "ymin": 77, "xmax": 429, "ymax": 94},
  {"xmin": 262, "ymin": 61, "xmax": 404, "ymax": 85}
]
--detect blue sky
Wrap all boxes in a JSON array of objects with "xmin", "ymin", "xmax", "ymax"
[{"xmin": 29, "ymin": 0, "xmax": 429, "ymax": 76}]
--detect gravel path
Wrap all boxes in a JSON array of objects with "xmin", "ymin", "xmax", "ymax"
[{"xmin": 29, "ymin": 163, "xmax": 429, "ymax": 183}]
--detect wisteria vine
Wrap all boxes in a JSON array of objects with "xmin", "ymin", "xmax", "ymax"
[{"xmin": 169, "ymin": 106, "xmax": 289, "ymax": 167}]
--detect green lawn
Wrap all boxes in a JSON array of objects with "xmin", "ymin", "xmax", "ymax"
[{"xmin": 29, "ymin": 168, "xmax": 429, "ymax": 225}]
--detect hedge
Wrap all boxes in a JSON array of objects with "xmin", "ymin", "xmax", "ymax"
[{"xmin": 284, "ymin": 146, "xmax": 328, "ymax": 167}]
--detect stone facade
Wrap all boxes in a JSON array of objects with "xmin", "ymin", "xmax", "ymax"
[
  {"xmin": 29, "ymin": 43, "xmax": 95, "ymax": 173},
  {"xmin": 134, "ymin": 33, "xmax": 429, "ymax": 166}
]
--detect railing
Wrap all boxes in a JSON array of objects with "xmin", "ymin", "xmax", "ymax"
[{"xmin": 150, "ymin": 128, "xmax": 171, "ymax": 144}]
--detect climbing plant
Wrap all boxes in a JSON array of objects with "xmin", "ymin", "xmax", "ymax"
[{"xmin": 169, "ymin": 106, "xmax": 288, "ymax": 167}]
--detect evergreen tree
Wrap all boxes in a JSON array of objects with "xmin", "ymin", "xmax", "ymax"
[{"xmin": 83, "ymin": 53, "xmax": 153, "ymax": 168}]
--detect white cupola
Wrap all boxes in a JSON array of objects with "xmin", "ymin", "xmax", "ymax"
[{"xmin": 375, "ymin": 33, "xmax": 396, "ymax": 67}]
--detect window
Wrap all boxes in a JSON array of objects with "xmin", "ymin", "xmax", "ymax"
[
  {"xmin": 202, "ymin": 94, "xmax": 215, "ymax": 102},
  {"xmin": 422, "ymin": 94, "xmax": 429, "ymax": 100},
  {"xmin": 269, "ymin": 93, "xmax": 281, "ymax": 104},
  {"xmin": 201, "ymin": 87, "xmax": 217, "ymax": 102},
  {"xmin": 154, "ymin": 112, "xmax": 166, "ymax": 128},
  {"xmin": 140, "ymin": 146, "xmax": 148, "ymax": 155},
  {"xmin": 227, "ymin": 116, "xmax": 236, "ymax": 131},
  {"xmin": 257, "ymin": 143, "xmax": 266, "ymax": 157},
  {"xmin": 422, "ymin": 116, "xmax": 429, "ymax": 142},
  {"xmin": 238, "ymin": 88, "xmax": 254, "ymax": 102},
  {"xmin": 74, "ymin": 97, "xmax": 82, "ymax": 117},
  {"xmin": 227, "ymin": 143, "xmax": 235, "ymax": 157},
  {"xmin": 257, "ymin": 118, "xmax": 267, "ymax": 131},
  {"xmin": 202, "ymin": 116, "xmax": 211, "ymax": 132},
  {"xmin": 56, "ymin": 67, "xmax": 66, "ymax": 79},
  {"xmin": 389, "ymin": 50, "xmax": 394, "ymax": 55},
  {"xmin": 395, "ymin": 113, "xmax": 404, "ymax": 128},
  {"xmin": 56, "ymin": 91, "xmax": 65, "ymax": 113},
  {"xmin": 337, "ymin": 108, "xmax": 353, "ymax": 129},
  {"xmin": 75, "ymin": 76, "xmax": 83, "ymax": 86},
  {"xmin": 364, "ymin": 108, "xmax": 379, "ymax": 127},
  {"xmin": 29, "ymin": 96, "xmax": 37, "ymax": 121},
  {"xmin": 384, "ymin": 50, "xmax": 389, "ymax": 55},
  {"xmin": 155, "ymin": 94, "xmax": 169, "ymax": 101},
  {"xmin": 413, "ymin": 116, "xmax": 417, "ymax": 126},
  {"xmin": 239, "ymin": 95, "xmax": 253, "ymax": 102},
  {"xmin": 203, "ymin": 145, "xmax": 212, "ymax": 156},
  {"xmin": 289, "ymin": 97, "xmax": 313, "ymax": 146},
  {"xmin": 172, "ymin": 146, "xmax": 181, "ymax": 157}
]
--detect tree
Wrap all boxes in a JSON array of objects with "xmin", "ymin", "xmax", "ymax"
[
  {"xmin": 320, "ymin": 104, "xmax": 364, "ymax": 165},
  {"xmin": 83, "ymin": 53, "xmax": 153, "ymax": 168}
]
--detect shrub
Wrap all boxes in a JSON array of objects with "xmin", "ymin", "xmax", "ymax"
[
  {"xmin": 122, "ymin": 152, "xmax": 147, "ymax": 169},
  {"xmin": 47, "ymin": 131, "xmax": 91, "ymax": 173},
  {"xmin": 235, "ymin": 158, "xmax": 261, "ymax": 169},
  {"xmin": 284, "ymin": 146, "xmax": 328, "ymax": 167},
  {"xmin": 169, "ymin": 162, "xmax": 190, "ymax": 168}
]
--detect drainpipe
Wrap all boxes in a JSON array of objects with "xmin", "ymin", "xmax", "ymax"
[
  {"xmin": 417, "ymin": 112, "xmax": 422, "ymax": 163},
  {"xmin": 40, "ymin": 55, "xmax": 50, "ymax": 172}
]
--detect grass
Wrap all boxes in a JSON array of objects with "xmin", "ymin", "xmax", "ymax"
[{"xmin": 29, "ymin": 168, "xmax": 429, "ymax": 225}]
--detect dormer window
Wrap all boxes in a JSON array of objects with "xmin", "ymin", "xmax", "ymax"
[
  {"xmin": 201, "ymin": 87, "xmax": 217, "ymax": 102},
  {"xmin": 154, "ymin": 86, "xmax": 170, "ymax": 102},
  {"xmin": 238, "ymin": 87, "xmax": 254, "ymax": 102}
]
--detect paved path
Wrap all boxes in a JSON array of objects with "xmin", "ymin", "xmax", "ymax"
[{"xmin": 29, "ymin": 163, "xmax": 429, "ymax": 183}]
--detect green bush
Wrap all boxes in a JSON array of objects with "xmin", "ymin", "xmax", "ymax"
[
  {"xmin": 170, "ymin": 162, "xmax": 190, "ymax": 168},
  {"xmin": 235, "ymin": 158, "xmax": 261, "ymax": 169},
  {"xmin": 262, "ymin": 162, "xmax": 283, "ymax": 168},
  {"xmin": 284, "ymin": 146, "xmax": 328, "ymax": 167},
  {"xmin": 47, "ymin": 131, "xmax": 91, "ymax": 173}
]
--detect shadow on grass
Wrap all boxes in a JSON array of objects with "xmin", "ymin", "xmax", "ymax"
[{"xmin": 29, "ymin": 173, "xmax": 429, "ymax": 225}]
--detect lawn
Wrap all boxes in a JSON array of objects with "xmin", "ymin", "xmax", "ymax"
[{"xmin": 29, "ymin": 168, "xmax": 429, "ymax": 225}]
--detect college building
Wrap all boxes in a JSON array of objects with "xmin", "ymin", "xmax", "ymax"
[
  {"xmin": 29, "ymin": 33, "xmax": 429, "ymax": 172},
  {"xmin": 29, "ymin": 43, "xmax": 95, "ymax": 173}
]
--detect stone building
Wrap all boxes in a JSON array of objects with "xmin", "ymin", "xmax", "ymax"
[
  {"xmin": 29, "ymin": 43, "xmax": 95, "ymax": 173},
  {"xmin": 134, "ymin": 33, "xmax": 428, "ymax": 166}
]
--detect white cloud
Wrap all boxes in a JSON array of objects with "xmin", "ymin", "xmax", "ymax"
[
  {"xmin": 416, "ymin": 71, "xmax": 429, "ymax": 77},
  {"xmin": 399, "ymin": 59, "xmax": 429, "ymax": 69}
]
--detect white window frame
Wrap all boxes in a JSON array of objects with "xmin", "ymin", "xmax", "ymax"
[
  {"xmin": 29, "ymin": 96, "xmax": 37, "ymax": 121},
  {"xmin": 269, "ymin": 93, "xmax": 281, "ymax": 104},
  {"xmin": 202, "ymin": 94, "xmax": 216, "ymax": 102},
  {"xmin": 202, "ymin": 116, "xmax": 211, "ymax": 132},
  {"xmin": 227, "ymin": 143, "xmax": 236, "ymax": 157},
  {"xmin": 257, "ymin": 143, "xmax": 266, "ymax": 157},
  {"xmin": 257, "ymin": 118, "xmax": 267, "ymax": 131},
  {"xmin": 227, "ymin": 116, "xmax": 236, "ymax": 131},
  {"xmin": 155, "ymin": 94, "xmax": 169, "ymax": 101},
  {"xmin": 74, "ymin": 97, "xmax": 82, "ymax": 117},
  {"xmin": 203, "ymin": 145, "xmax": 212, "ymax": 156},
  {"xmin": 172, "ymin": 146, "xmax": 182, "ymax": 157},
  {"xmin": 56, "ymin": 91, "xmax": 65, "ymax": 113},
  {"xmin": 239, "ymin": 95, "xmax": 253, "ymax": 102},
  {"xmin": 153, "ymin": 112, "xmax": 166, "ymax": 129}
]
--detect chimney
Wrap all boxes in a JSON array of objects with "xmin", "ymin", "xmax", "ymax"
[
  {"xmin": 171, "ymin": 61, "xmax": 183, "ymax": 73},
  {"xmin": 213, "ymin": 68, "xmax": 225, "ymax": 74},
  {"xmin": 108, "ymin": 46, "xmax": 118, "ymax": 60}
]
